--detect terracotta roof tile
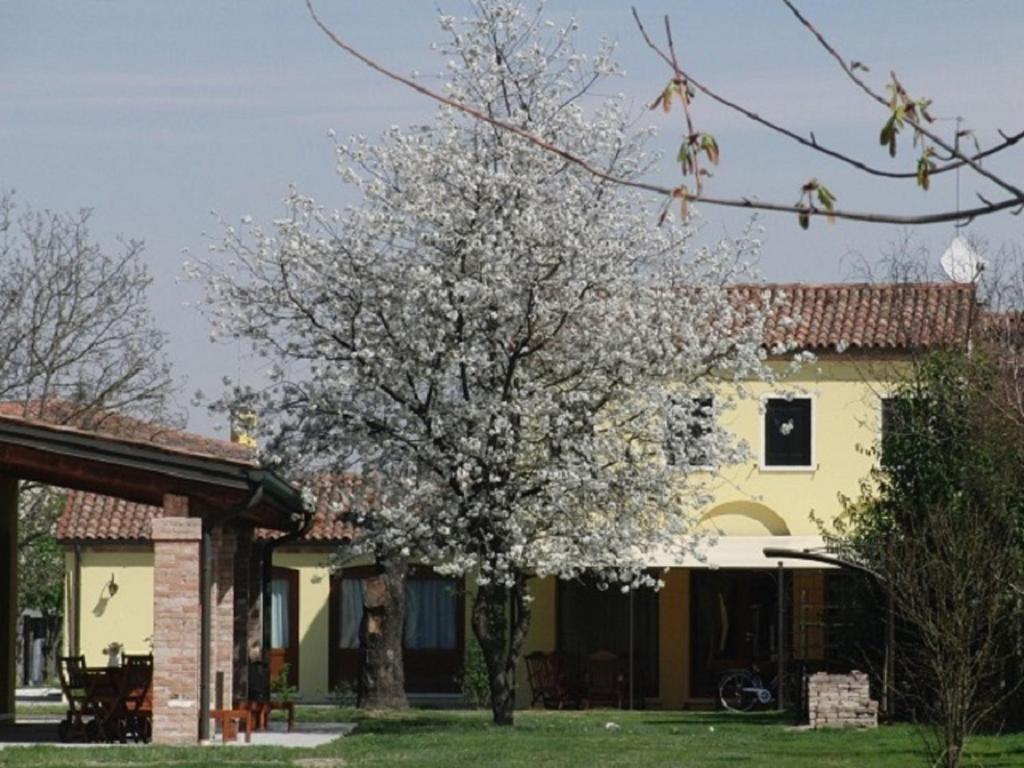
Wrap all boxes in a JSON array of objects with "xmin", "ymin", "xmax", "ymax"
[
  {"xmin": 728, "ymin": 282, "xmax": 978, "ymax": 352},
  {"xmin": 0, "ymin": 400, "xmax": 255, "ymax": 465},
  {"xmin": 56, "ymin": 283, "xmax": 983, "ymax": 542},
  {"xmin": 58, "ymin": 475, "xmax": 358, "ymax": 543}
]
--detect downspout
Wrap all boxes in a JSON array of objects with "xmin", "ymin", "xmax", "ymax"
[
  {"xmin": 72, "ymin": 544, "xmax": 82, "ymax": 657},
  {"xmin": 199, "ymin": 531, "xmax": 213, "ymax": 742},
  {"xmin": 199, "ymin": 484, "xmax": 272, "ymax": 742}
]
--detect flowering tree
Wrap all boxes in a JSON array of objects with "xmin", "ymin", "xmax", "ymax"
[{"xmin": 198, "ymin": 1, "xmax": 771, "ymax": 725}]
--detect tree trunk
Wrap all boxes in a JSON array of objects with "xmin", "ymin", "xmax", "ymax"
[
  {"xmin": 471, "ymin": 575, "xmax": 533, "ymax": 726},
  {"xmin": 357, "ymin": 556, "xmax": 408, "ymax": 709}
]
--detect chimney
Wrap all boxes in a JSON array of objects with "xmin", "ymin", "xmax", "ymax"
[{"xmin": 229, "ymin": 410, "xmax": 258, "ymax": 448}]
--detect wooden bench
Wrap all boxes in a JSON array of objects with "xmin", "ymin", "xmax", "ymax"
[{"xmin": 209, "ymin": 708, "xmax": 253, "ymax": 744}]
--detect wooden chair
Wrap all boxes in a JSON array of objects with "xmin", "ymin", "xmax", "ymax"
[
  {"xmin": 235, "ymin": 659, "xmax": 294, "ymax": 732},
  {"xmin": 121, "ymin": 654, "xmax": 153, "ymax": 743},
  {"xmin": 585, "ymin": 650, "xmax": 623, "ymax": 709},
  {"xmin": 57, "ymin": 655, "xmax": 90, "ymax": 742},
  {"xmin": 525, "ymin": 651, "xmax": 549, "ymax": 708}
]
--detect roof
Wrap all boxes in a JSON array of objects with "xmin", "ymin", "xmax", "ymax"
[
  {"xmin": 0, "ymin": 402, "xmax": 303, "ymax": 535},
  {"xmin": 58, "ymin": 474, "xmax": 356, "ymax": 543},
  {"xmin": 729, "ymin": 282, "xmax": 978, "ymax": 353},
  {"xmin": 56, "ymin": 282, "xmax": 983, "ymax": 542},
  {"xmin": 0, "ymin": 401, "xmax": 255, "ymax": 465}
]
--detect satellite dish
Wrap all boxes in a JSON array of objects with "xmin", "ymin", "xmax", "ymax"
[{"xmin": 940, "ymin": 236, "xmax": 983, "ymax": 283}]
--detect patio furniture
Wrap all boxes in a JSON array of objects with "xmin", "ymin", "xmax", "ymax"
[
  {"xmin": 209, "ymin": 708, "xmax": 254, "ymax": 744},
  {"xmin": 121, "ymin": 654, "xmax": 153, "ymax": 742},
  {"xmin": 524, "ymin": 651, "xmax": 583, "ymax": 709},
  {"xmin": 235, "ymin": 659, "xmax": 295, "ymax": 732},
  {"xmin": 525, "ymin": 651, "xmax": 549, "ymax": 707},
  {"xmin": 584, "ymin": 650, "xmax": 623, "ymax": 709},
  {"xmin": 80, "ymin": 666, "xmax": 130, "ymax": 742},
  {"xmin": 57, "ymin": 655, "xmax": 90, "ymax": 742}
]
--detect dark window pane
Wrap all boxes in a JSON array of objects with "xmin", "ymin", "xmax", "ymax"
[
  {"xmin": 557, "ymin": 578, "xmax": 659, "ymax": 697},
  {"xmin": 764, "ymin": 398, "xmax": 812, "ymax": 466}
]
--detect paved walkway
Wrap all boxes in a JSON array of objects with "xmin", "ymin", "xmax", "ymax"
[{"xmin": 0, "ymin": 718, "xmax": 355, "ymax": 749}]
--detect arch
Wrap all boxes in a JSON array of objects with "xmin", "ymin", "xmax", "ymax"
[{"xmin": 699, "ymin": 501, "xmax": 791, "ymax": 536}]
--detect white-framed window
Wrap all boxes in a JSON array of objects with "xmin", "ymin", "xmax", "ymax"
[
  {"xmin": 762, "ymin": 396, "xmax": 814, "ymax": 470},
  {"xmin": 665, "ymin": 395, "xmax": 715, "ymax": 468}
]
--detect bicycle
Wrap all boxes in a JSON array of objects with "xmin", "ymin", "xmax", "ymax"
[{"xmin": 718, "ymin": 665, "xmax": 777, "ymax": 712}]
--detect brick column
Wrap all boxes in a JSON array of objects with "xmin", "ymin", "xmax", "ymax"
[
  {"xmin": 209, "ymin": 527, "xmax": 236, "ymax": 709},
  {"xmin": 0, "ymin": 477, "xmax": 17, "ymax": 725},
  {"xmin": 152, "ymin": 499, "xmax": 202, "ymax": 745}
]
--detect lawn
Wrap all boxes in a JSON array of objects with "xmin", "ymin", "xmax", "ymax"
[{"xmin": 4, "ymin": 707, "xmax": 1024, "ymax": 767}]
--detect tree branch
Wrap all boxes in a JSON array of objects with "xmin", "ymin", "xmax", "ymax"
[{"xmin": 305, "ymin": 0, "xmax": 1024, "ymax": 226}]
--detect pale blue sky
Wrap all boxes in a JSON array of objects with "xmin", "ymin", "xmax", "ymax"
[{"xmin": 2, "ymin": 1, "xmax": 1022, "ymax": 435}]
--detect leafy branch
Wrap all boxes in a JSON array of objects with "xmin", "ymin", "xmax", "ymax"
[{"xmin": 305, "ymin": 0, "xmax": 1024, "ymax": 228}]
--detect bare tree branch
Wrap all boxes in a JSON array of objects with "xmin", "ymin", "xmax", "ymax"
[{"xmin": 305, "ymin": 1, "xmax": 1024, "ymax": 226}]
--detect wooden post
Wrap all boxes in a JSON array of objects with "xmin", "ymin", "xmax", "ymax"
[
  {"xmin": 777, "ymin": 561, "xmax": 785, "ymax": 712},
  {"xmin": 0, "ymin": 477, "xmax": 17, "ymax": 726}
]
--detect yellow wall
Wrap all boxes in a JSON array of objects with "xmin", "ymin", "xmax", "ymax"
[
  {"xmin": 694, "ymin": 359, "xmax": 901, "ymax": 536},
  {"xmin": 514, "ymin": 576, "xmax": 557, "ymax": 708},
  {"xmin": 66, "ymin": 547, "xmax": 154, "ymax": 665},
  {"xmin": 65, "ymin": 358, "xmax": 904, "ymax": 706},
  {"xmin": 272, "ymin": 550, "xmax": 334, "ymax": 701}
]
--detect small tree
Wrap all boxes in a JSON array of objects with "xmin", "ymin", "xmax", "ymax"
[
  {"xmin": 199, "ymin": 1, "xmax": 771, "ymax": 725},
  {"xmin": 841, "ymin": 351, "xmax": 1024, "ymax": 768}
]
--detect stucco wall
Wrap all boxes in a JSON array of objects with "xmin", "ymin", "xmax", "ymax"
[
  {"xmin": 694, "ymin": 358, "xmax": 901, "ymax": 536},
  {"xmin": 271, "ymin": 550, "xmax": 335, "ymax": 701},
  {"xmin": 65, "ymin": 547, "xmax": 155, "ymax": 665},
  {"xmin": 64, "ymin": 358, "xmax": 903, "ymax": 705}
]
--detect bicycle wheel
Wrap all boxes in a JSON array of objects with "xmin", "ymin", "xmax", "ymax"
[{"xmin": 719, "ymin": 671, "xmax": 758, "ymax": 712}]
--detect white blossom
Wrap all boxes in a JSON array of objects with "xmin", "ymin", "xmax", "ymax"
[{"xmin": 195, "ymin": 0, "xmax": 773, "ymax": 589}]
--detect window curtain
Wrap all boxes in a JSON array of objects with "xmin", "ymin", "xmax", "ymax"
[
  {"xmin": 405, "ymin": 579, "xmax": 456, "ymax": 649},
  {"xmin": 339, "ymin": 578, "xmax": 367, "ymax": 649},
  {"xmin": 270, "ymin": 578, "xmax": 290, "ymax": 649}
]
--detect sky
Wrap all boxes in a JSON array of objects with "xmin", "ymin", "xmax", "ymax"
[{"xmin": 1, "ymin": 1, "xmax": 1022, "ymax": 436}]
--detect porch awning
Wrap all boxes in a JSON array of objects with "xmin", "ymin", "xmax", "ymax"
[{"xmin": 647, "ymin": 535, "xmax": 835, "ymax": 570}]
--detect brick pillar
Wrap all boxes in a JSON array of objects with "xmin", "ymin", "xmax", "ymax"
[
  {"xmin": 209, "ymin": 527, "xmax": 236, "ymax": 709},
  {"xmin": 152, "ymin": 499, "xmax": 202, "ymax": 745},
  {"xmin": 0, "ymin": 477, "xmax": 17, "ymax": 725}
]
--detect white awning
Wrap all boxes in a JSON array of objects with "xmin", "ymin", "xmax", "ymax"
[{"xmin": 646, "ymin": 535, "xmax": 835, "ymax": 570}]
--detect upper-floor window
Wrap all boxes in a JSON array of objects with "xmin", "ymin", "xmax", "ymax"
[
  {"xmin": 763, "ymin": 397, "xmax": 812, "ymax": 468},
  {"xmin": 665, "ymin": 395, "xmax": 714, "ymax": 468}
]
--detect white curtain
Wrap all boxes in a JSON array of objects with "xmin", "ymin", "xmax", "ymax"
[
  {"xmin": 270, "ymin": 578, "xmax": 290, "ymax": 649},
  {"xmin": 340, "ymin": 578, "xmax": 367, "ymax": 649},
  {"xmin": 405, "ymin": 579, "xmax": 456, "ymax": 650}
]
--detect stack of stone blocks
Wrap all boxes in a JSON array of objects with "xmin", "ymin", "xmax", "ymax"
[{"xmin": 805, "ymin": 671, "xmax": 878, "ymax": 729}]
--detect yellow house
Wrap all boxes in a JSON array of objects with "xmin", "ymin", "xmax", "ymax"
[{"xmin": 59, "ymin": 282, "xmax": 977, "ymax": 709}]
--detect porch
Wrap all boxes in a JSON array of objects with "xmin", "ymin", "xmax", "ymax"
[{"xmin": 0, "ymin": 412, "xmax": 308, "ymax": 744}]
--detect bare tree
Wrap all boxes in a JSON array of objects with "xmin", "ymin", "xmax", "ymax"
[
  {"xmin": 305, "ymin": 0, "xmax": 1024, "ymax": 229},
  {"xmin": 1, "ymin": 191, "xmax": 175, "ymax": 682}
]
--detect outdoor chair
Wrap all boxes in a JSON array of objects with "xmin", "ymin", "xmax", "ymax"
[
  {"xmin": 57, "ymin": 655, "xmax": 90, "ymax": 742},
  {"xmin": 524, "ymin": 651, "xmax": 583, "ymax": 709},
  {"xmin": 525, "ymin": 651, "xmax": 549, "ymax": 708},
  {"xmin": 584, "ymin": 650, "xmax": 623, "ymax": 709},
  {"xmin": 120, "ymin": 654, "xmax": 153, "ymax": 742},
  {"xmin": 235, "ymin": 659, "xmax": 294, "ymax": 732}
]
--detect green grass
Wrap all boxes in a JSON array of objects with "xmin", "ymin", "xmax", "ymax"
[{"xmin": 4, "ymin": 707, "xmax": 1024, "ymax": 767}]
